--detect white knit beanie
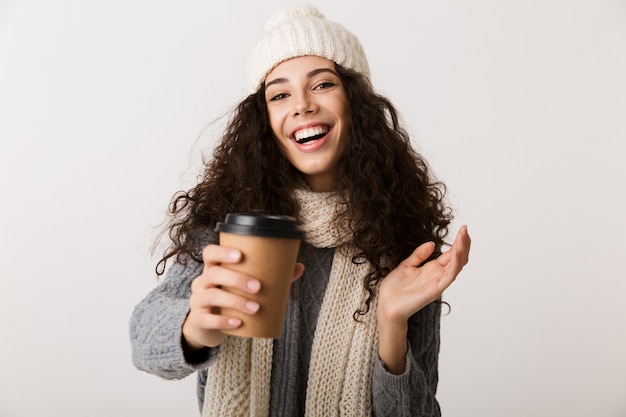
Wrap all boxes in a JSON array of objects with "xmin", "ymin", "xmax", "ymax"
[{"xmin": 246, "ymin": 4, "xmax": 370, "ymax": 92}]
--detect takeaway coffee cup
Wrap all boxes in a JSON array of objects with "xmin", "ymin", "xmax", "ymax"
[{"xmin": 215, "ymin": 213, "xmax": 304, "ymax": 338}]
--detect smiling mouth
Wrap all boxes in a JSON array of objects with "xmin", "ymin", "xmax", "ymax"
[{"xmin": 294, "ymin": 126, "xmax": 329, "ymax": 144}]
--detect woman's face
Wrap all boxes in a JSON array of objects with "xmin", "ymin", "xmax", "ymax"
[{"xmin": 264, "ymin": 56, "xmax": 350, "ymax": 192}]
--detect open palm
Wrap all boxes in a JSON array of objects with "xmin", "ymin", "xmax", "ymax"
[{"xmin": 378, "ymin": 226, "xmax": 471, "ymax": 324}]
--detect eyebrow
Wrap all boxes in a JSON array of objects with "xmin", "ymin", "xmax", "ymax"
[{"xmin": 265, "ymin": 67, "xmax": 339, "ymax": 89}]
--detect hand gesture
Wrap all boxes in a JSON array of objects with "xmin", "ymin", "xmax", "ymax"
[{"xmin": 377, "ymin": 226, "xmax": 471, "ymax": 326}]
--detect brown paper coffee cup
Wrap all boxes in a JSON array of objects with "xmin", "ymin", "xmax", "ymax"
[{"xmin": 215, "ymin": 213, "xmax": 303, "ymax": 339}]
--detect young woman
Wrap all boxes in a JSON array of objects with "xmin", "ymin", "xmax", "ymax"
[{"xmin": 130, "ymin": 5, "xmax": 470, "ymax": 416}]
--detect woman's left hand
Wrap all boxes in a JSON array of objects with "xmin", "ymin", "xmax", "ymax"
[{"xmin": 377, "ymin": 225, "xmax": 471, "ymax": 326}]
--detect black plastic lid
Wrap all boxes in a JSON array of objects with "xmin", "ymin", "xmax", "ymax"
[{"xmin": 215, "ymin": 213, "xmax": 304, "ymax": 239}]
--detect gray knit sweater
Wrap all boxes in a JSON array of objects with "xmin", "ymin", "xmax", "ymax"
[{"xmin": 130, "ymin": 240, "xmax": 442, "ymax": 416}]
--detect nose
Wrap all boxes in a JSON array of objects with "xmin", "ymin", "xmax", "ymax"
[{"xmin": 292, "ymin": 91, "xmax": 317, "ymax": 117}]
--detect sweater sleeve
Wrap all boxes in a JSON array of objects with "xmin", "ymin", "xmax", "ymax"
[
  {"xmin": 129, "ymin": 258, "xmax": 218, "ymax": 380},
  {"xmin": 371, "ymin": 301, "xmax": 442, "ymax": 417}
]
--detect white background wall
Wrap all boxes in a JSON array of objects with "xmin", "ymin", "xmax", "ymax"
[{"xmin": 1, "ymin": 1, "xmax": 625, "ymax": 416}]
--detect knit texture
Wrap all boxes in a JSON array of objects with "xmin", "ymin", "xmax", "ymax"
[
  {"xmin": 245, "ymin": 4, "xmax": 370, "ymax": 92},
  {"xmin": 128, "ymin": 230, "xmax": 443, "ymax": 416},
  {"xmin": 202, "ymin": 188, "xmax": 378, "ymax": 416}
]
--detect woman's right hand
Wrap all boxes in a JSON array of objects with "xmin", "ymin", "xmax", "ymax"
[
  {"xmin": 182, "ymin": 244, "xmax": 304, "ymax": 351},
  {"xmin": 182, "ymin": 244, "xmax": 261, "ymax": 350}
]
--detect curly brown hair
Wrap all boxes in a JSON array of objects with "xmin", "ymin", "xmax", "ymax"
[{"xmin": 156, "ymin": 64, "xmax": 453, "ymax": 315}]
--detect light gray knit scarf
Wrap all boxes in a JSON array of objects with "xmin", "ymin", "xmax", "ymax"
[{"xmin": 202, "ymin": 188, "xmax": 379, "ymax": 416}]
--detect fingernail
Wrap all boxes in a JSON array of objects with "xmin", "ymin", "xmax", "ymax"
[
  {"xmin": 247, "ymin": 280, "xmax": 261, "ymax": 292},
  {"xmin": 227, "ymin": 318, "xmax": 241, "ymax": 327},
  {"xmin": 246, "ymin": 301, "xmax": 260, "ymax": 313},
  {"xmin": 228, "ymin": 250, "xmax": 240, "ymax": 260}
]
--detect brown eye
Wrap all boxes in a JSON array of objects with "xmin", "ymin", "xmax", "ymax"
[
  {"xmin": 269, "ymin": 93, "xmax": 289, "ymax": 101},
  {"xmin": 314, "ymin": 82, "xmax": 335, "ymax": 90}
]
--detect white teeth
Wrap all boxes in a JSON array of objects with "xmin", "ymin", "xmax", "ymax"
[{"xmin": 294, "ymin": 126, "xmax": 328, "ymax": 141}]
